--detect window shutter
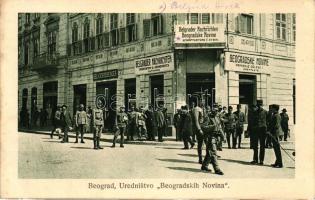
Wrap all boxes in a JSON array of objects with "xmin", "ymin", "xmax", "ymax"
[
  {"xmin": 120, "ymin": 28, "xmax": 125, "ymax": 44},
  {"xmin": 143, "ymin": 19, "xmax": 151, "ymax": 38}
]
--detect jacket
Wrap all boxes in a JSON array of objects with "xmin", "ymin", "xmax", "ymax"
[
  {"xmin": 75, "ymin": 110, "xmax": 88, "ymax": 125},
  {"xmin": 116, "ymin": 111, "xmax": 128, "ymax": 127},
  {"xmin": 191, "ymin": 106, "xmax": 203, "ymax": 131},
  {"xmin": 60, "ymin": 111, "xmax": 72, "ymax": 128},
  {"xmin": 224, "ymin": 113, "xmax": 236, "ymax": 130},
  {"xmin": 270, "ymin": 112, "xmax": 283, "ymax": 137},
  {"xmin": 234, "ymin": 110, "xmax": 245, "ymax": 128},
  {"xmin": 154, "ymin": 110, "xmax": 164, "ymax": 128},
  {"xmin": 93, "ymin": 108, "xmax": 104, "ymax": 126},
  {"xmin": 254, "ymin": 107, "xmax": 268, "ymax": 128},
  {"xmin": 179, "ymin": 110, "xmax": 193, "ymax": 136}
]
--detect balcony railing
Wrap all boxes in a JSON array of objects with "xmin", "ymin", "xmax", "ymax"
[{"xmin": 32, "ymin": 52, "xmax": 59, "ymax": 71}]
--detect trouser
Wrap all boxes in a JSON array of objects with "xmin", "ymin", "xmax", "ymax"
[
  {"xmin": 157, "ymin": 127, "xmax": 164, "ymax": 141},
  {"xmin": 196, "ymin": 131, "xmax": 206, "ymax": 163},
  {"xmin": 93, "ymin": 125, "xmax": 103, "ymax": 148},
  {"xmin": 113, "ymin": 126, "xmax": 126, "ymax": 146},
  {"xmin": 265, "ymin": 133, "xmax": 273, "ymax": 147},
  {"xmin": 137, "ymin": 125, "xmax": 147, "ymax": 139},
  {"xmin": 236, "ymin": 126, "xmax": 243, "ymax": 148},
  {"xmin": 146, "ymin": 123, "xmax": 153, "ymax": 140},
  {"xmin": 252, "ymin": 127, "xmax": 267, "ymax": 163},
  {"xmin": 62, "ymin": 126, "xmax": 69, "ymax": 142},
  {"xmin": 271, "ymin": 135, "xmax": 283, "ymax": 165},
  {"xmin": 225, "ymin": 128, "xmax": 236, "ymax": 148},
  {"xmin": 283, "ymin": 129, "xmax": 288, "ymax": 141},
  {"xmin": 202, "ymin": 136, "xmax": 220, "ymax": 171},
  {"xmin": 127, "ymin": 123, "xmax": 136, "ymax": 140},
  {"xmin": 76, "ymin": 124, "xmax": 86, "ymax": 142},
  {"xmin": 182, "ymin": 131, "xmax": 194, "ymax": 148}
]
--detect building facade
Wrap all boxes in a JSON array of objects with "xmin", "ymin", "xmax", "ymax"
[{"xmin": 18, "ymin": 13, "xmax": 296, "ymax": 131}]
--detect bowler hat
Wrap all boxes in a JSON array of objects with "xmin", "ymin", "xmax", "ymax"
[{"xmin": 282, "ymin": 108, "xmax": 287, "ymax": 112}]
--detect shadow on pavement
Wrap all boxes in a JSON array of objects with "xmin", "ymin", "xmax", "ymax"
[
  {"xmin": 178, "ymin": 153, "xmax": 198, "ymax": 158},
  {"xmin": 157, "ymin": 158, "xmax": 197, "ymax": 164},
  {"xmin": 166, "ymin": 167, "xmax": 205, "ymax": 173},
  {"xmin": 220, "ymin": 158, "xmax": 255, "ymax": 166},
  {"xmin": 155, "ymin": 146, "xmax": 184, "ymax": 150},
  {"xmin": 70, "ymin": 146, "xmax": 93, "ymax": 150}
]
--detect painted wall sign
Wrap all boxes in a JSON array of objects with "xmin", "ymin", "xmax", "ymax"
[
  {"xmin": 93, "ymin": 69, "xmax": 118, "ymax": 81},
  {"xmin": 135, "ymin": 53, "xmax": 174, "ymax": 75}
]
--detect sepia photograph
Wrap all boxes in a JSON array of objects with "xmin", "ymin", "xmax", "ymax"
[{"xmin": 17, "ymin": 12, "xmax": 296, "ymax": 179}]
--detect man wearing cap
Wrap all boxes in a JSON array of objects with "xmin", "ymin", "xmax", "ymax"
[
  {"xmin": 234, "ymin": 104, "xmax": 245, "ymax": 148},
  {"xmin": 224, "ymin": 106, "xmax": 236, "ymax": 149},
  {"xmin": 112, "ymin": 106, "xmax": 128, "ymax": 148},
  {"xmin": 60, "ymin": 105, "xmax": 73, "ymax": 143},
  {"xmin": 74, "ymin": 104, "xmax": 88, "ymax": 143},
  {"xmin": 145, "ymin": 105, "xmax": 155, "ymax": 141},
  {"xmin": 191, "ymin": 101, "xmax": 205, "ymax": 164},
  {"xmin": 92, "ymin": 100, "xmax": 104, "ymax": 149},
  {"xmin": 251, "ymin": 99, "xmax": 268, "ymax": 165},
  {"xmin": 280, "ymin": 108, "xmax": 289, "ymax": 141},
  {"xmin": 269, "ymin": 104, "xmax": 283, "ymax": 168}
]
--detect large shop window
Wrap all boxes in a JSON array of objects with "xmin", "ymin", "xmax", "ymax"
[
  {"xmin": 276, "ymin": 13, "xmax": 287, "ymax": 41},
  {"xmin": 236, "ymin": 14, "xmax": 253, "ymax": 34},
  {"xmin": 125, "ymin": 78, "xmax": 136, "ymax": 111},
  {"xmin": 186, "ymin": 73, "xmax": 215, "ymax": 108},
  {"xmin": 239, "ymin": 75, "xmax": 257, "ymax": 105},
  {"xmin": 150, "ymin": 75, "xmax": 164, "ymax": 111}
]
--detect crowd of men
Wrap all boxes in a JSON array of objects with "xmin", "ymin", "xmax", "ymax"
[
  {"xmin": 21, "ymin": 98, "xmax": 290, "ymax": 175},
  {"xmin": 19, "ymin": 106, "xmax": 53, "ymax": 129}
]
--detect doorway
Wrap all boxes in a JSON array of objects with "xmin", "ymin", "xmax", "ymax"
[
  {"xmin": 73, "ymin": 84, "xmax": 87, "ymax": 114},
  {"xmin": 43, "ymin": 81, "xmax": 58, "ymax": 122},
  {"xmin": 125, "ymin": 78, "xmax": 136, "ymax": 111},
  {"xmin": 150, "ymin": 75, "xmax": 164, "ymax": 111},
  {"xmin": 239, "ymin": 74, "xmax": 257, "ymax": 105},
  {"xmin": 96, "ymin": 81, "xmax": 117, "ymax": 131},
  {"xmin": 186, "ymin": 73, "xmax": 215, "ymax": 108}
]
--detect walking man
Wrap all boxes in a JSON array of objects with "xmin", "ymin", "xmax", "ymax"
[
  {"xmin": 234, "ymin": 104, "xmax": 245, "ymax": 148},
  {"xmin": 112, "ymin": 106, "xmax": 128, "ymax": 148},
  {"xmin": 251, "ymin": 100, "xmax": 268, "ymax": 165},
  {"xmin": 155, "ymin": 107, "xmax": 165, "ymax": 142},
  {"xmin": 74, "ymin": 104, "xmax": 88, "ymax": 143},
  {"xmin": 224, "ymin": 106, "xmax": 236, "ymax": 149},
  {"xmin": 92, "ymin": 100, "xmax": 104, "ymax": 149},
  {"xmin": 60, "ymin": 105, "xmax": 72, "ymax": 143},
  {"xmin": 179, "ymin": 105, "xmax": 195, "ymax": 149},
  {"xmin": 270, "ymin": 104, "xmax": 284, "ymax": 168},
  {"xmin": 191, "ymin": 101, "xmax": 205, "ymax": 164},
  {"xmin": 51, "ymin": 106, "xmax": 61, "ymax": 139},
  {"xmin": 280, "ymin": 108, "xmax": 289, "ymax": 141}
]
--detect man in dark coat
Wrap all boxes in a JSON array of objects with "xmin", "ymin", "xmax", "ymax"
[
  {"xmin": 155, "ymin": 107, "xmax": 165, "ymax": 142},
  {"xmin": 247, "ymin": 104, "xmax": 257, "ymax": 149},
  {"xmin": 270, "ymin": 104, "xmax": 283, "ymax": 168},
  {"xmin": 234, "ymin": 104, "xmax": 245, "ymax": 148},
  {"xmin": 224, "ymin": 106, "xmax": 236, "ymax": 149},
  {"xmin": 280, "ymin": 108, "xmax": 289, "ymax": 141},
  {"xmin": 265, "ymin": 105, "xmax": 274, "ymax": 148},
  {"xmin": 173, "ymin": 109, "xmax": 182, "ymax": 141},
  {"xmin": 251, "ymin": 100, "xmax": 268, "ymax": 165},
  {"xmin": 145, "ymin": 105, "xmax": 154, "ymax": 141},
  {"xmin": 60, "ymin": 105, "xmax": 73, "ymax": 143},
  {"xmin": 179, "ymin": 105, "xmax": 195, "ymax": 149}
]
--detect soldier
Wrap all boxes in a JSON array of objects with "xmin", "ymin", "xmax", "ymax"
[
  {"xmin": 60, "ymin": 105, "xmax": 73, "ymax": 143},
  {"xmin": 127, "ymin": 105, "xmax": 137, "ymax": 141},
  {"xmin": 200, "ymin": 106, "xmax": 224, "ymax": 175},
  {"xmin": 217, "ymin": 104, "xmax": 226, "ymax": 151},
  {"xmin": 74, "ymin": 104, "xmax": 88, "ymax": 143},
  {"xmin": 51, "ymin": 106, "xmax": 61, "ymax": 139},
  {"xmin": 224, "ymin": 106, "xmax": 236, "ymax": 149},
  {"xmin": 251, "ymin": 99, "xmax": 268, "ymax": 165},
  {"xmin": 191, "ymin": 101, "xmax": 205, "ymax": 164},
  {"xmin": 112, "ymin": 106, "xmax": 128, "ymax": 148},
  {"xmin": 280, "ymin": 108, "xmax": 289, "ymax": 141},
  {"xmin": 270, "ymin": 104, "xmax": 283, "ymax": 168},
  {"xmin": 137, "ymin": 106, "xmax": 147, "ymax": 140},
  {"xmin": 234, "ymin": 104, "xmax": 245, "ymax": 148},
  {"xmin": 92, "ymin": 100, "xmax": 104, "ymax": 150},
  {"xmin": 173, "ymin": 109, "xmax": 181, "ymax": 141},
  {"xmin": 155, "ymin": 107, "xmax": 165, "ymax": 142},
  {"xmin": 247, "ymin": 104, "xmax": 257, "ymax": 149},
  {"xmin": 179, "ymin": 105, "xmax": 195, "ymax": 149}
]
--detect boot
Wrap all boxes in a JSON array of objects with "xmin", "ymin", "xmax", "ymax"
[
  {"xmin": 97, "ymin": 137, "xmax": 103, "ymax": 149},
  {"xmin": 75, "ymin": 133, "xmax": 79, "ymax": 143},
  {"xmin": 80, "ymin": 132, "xmax": 85, "ymax": 143},
  {"xmin": 93, "ymin": 138, "xmax": 97, "ymax": 149},
  {"xmin": 198, "ymin": 149, "xmax": 203, "ymax": 164},
  {"xmin": 111, "ymin": 136, "xmax": 117, "ymax": 148}
]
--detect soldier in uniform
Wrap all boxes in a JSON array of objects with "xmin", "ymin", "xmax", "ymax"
[
  {"xmin": 251, "ymin": 99, "xmax": 268, "ymax": 165},
  {"xmin": 74, "ymin": 104, "xmax": 88, "ymax": 143},
  {"xmin": 112, "ymin": 106, "xmax": 128, "ymax": 148},
  {"xmin": 200, "ymin": 106, "xmax": 224, "ymax": 175},
  {"xmin": 191, "ymin": 101, "xmax": 205, "ymax": 164},
  {"xmin": 179, "ymin": 105, "xmax": 195, "ymax": 149},
  {"xmin": 92, "ymin": 100, "xmax": 104, "ymax": 150},
  {"xmin": 51, "ymin": 106, "xmax": 61, "ymax": 139},
  {"xmin": 270, "ymin": 104, "xmax": 283, "ymax": 168},
  {"xmin": 127, "ymin": 105, "xmax": 137, "ymax": 141},
  {"xmin": 224, "ymin": 106, "xmax": 236, "ymax": 149},
  {"xmin": 145, "ymin": 105, "xmax": 154, "ymax": 141},
  {"xmin": 234, "ymin": 104, "xmax": 245, "ymax": 148},
  {"xmin": 137, "ymin": 106, "xmax": 147, "ymax": 140}
]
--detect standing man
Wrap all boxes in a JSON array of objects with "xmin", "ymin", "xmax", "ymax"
[
  {"xmin": 112, "ymin": 106, "xmax": 128, "ymax": 148},
  {"xmin": 270, "ymin": 104, "xmax": 283, "ymax": 168},
  {"xmin": 251, "ymin": 100, "xmax": 268, "ymax": 165},
  {"xmin": 51, "ymin": 106, "xmax": 61, "ymax": 139},
  {"xmin": 127, "ymin": 105, "xmax": 137, "ymax": 141},
  {"xmin": 60, "ymin": 105, "xmax": 72, "ymax": 143},
  {"xmin": 234, "ymin": 104, "xmax": 245, "ymax": 148},
  {"xmin": 137, "ymin": 106, "xmax": 147, "ymax": 140},
  {"xmin": 173, "ymin": 109, "xmax": 181, "ymax": 141},
  {"xmin": 265, "ymin": 105, "xmax": 274, "ymax": 148},
  {"xmin": 247, "ymin": 104, "xmax": 257, "ymax": 149},
  {"xmin": 92, "ymin": 100, "xmax": 104, "ymax": 149},
  {"xmin": 155, "ymin": 107, "xmax": 165, "ymax": 142},
  {"xmin": 224, "ymin": 106, "xmax": 236, "ymax": 149},
  {"xmin": 74, "ymin": 104, "xmax": 88, "ymax": 143},
  {"xmin": 200, "ymin": 106, "xmax": 224, "ymax": 175},
  {"xmin": 179, "ymin": 105, "xmax": 195, "ymax": 149},
  {"xmin": 145, "ymin": 105, "xmax": 154, "ymax": 141},
  {"xmin": 191, "ymin": 101, "xmax": 205, "ymax": 164},
  {"xmin": 280, "ymin": 108, "xmax": 289, "ymax": 141}
]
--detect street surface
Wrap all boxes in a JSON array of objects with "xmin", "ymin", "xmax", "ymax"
[{"xmin": 18, "ymin": 131, "xmax": 295, "ymax": 179}]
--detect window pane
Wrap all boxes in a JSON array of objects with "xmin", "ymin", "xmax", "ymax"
[
  {"xmin": 190, "ymin": 13, "xmax": 198, "ymax": 24},
  {"xmin": 201, "ymin": 14, "xmax": 210, "ymax": 24},
  {"xmin": 277, "ymin": 27, "xmax": 281, "ymax": 39},
  {"xmin": 282, "ymin": 14, "xmax": 286, "ymax": 21},
  {"xmin": 276, "ymin": 13, "xmax": 280, "ymax": 20}
]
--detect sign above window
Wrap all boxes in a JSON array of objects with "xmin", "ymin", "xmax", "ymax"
[
  {"xmin": 135, "ymin": 53, "xmax": 174, "ymax": 75},
  {"xmin": 93, "ymin": 69, "xmax": 118, "ymax": 81}
]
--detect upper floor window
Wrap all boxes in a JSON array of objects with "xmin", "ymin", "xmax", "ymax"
[
  {"xmin": 276, "ymin": 13, "xmax": 286, "ymax": 40},
  {"xmin": 237, "ymin": 14, "xmax": 253, "ymax": 34},
  {"xmin": 151, "ymin": 13, "xmax": 163, "ymax": 36},
  {"xmin": 72, "ymin": 22, "xmax": 78, "ymax": 42},
  {"xmin": 25, "ymin": 14, "xmax": 31, "ymax": 25},
  {"xmin": 47, "ymin": 30, "xmax": 57, "ymax": 56},
  {"xmin": 292, "ymin": 14, "xmax": 296, "ymax": 42},
  {"xmin": 190, "ymin": 13, "xmax": 199, "ymax": 24},
  {"xmin": 96, "ymin": 14, "xmax": 104, "ymax": 50},
  {"xmin": 188, "ymin": 13, "xmax": 223, "ymax": 24},
  {"xmin": 34, "ymin": 13, "xmax": 40, "ymax": 21},
  {"xmin": 33, "ymin": 35, "xmax": 40, "ymax": 58},
  {"xmin": 110, "ymin": 14, "xmax": 119, "ymax": 46},
  {"xmin": 83, "ymin": 18, "xmax": 90, "ymax": 39},
  {"xmin": 24, "ymin": 41, "xmax": 29, "ymax": 65},
  {"xmin": 126, "ymin": 13, "xmax": 137, "ymax": 42}
]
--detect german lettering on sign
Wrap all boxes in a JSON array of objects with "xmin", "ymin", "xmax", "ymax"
[
  {"xmin": 93, "ymin": 69, "xmax": 118, "ymax": 80},
  {"xmin": 225, "ymin": 52, "xmax": 272, "ymax": 74},
  {"xmin": 174, "ymin": 24, "xmax": 225, "ymax": 44},
  {"xmin": 135, "ymin": 53, "xmax": 174, "ymax": 75}
]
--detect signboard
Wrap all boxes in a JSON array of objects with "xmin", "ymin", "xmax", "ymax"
[
  {"xmin": 135, "ymin": 53, "xmax": 174, "ymax": 75},
  {"xmin": 225, "ymin": 52, "xmax": 272, "ymax": 74},
  {"xmin": 174, "ymin": 24, "xmax": 225, "ymax": 44},
  {"xmin": 93, "ymin": 69, "xmax": 118, "ymax": 81}
]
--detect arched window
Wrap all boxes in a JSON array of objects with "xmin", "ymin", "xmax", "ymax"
[{"xmin": 96, "ymin": 14, "xmax": 104, "ymax": 50}]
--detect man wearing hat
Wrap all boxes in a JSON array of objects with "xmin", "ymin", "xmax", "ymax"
[
  {"xmin": 270, "ymin": 104, "xmax": 283, "ymax": 168},
  {"xmin": 191, "ymin": 101, "xmax": 205, "ymax": 164},
  {"xmin": 112, "ymin": 106, "xmax": 128, "ymax": 148},
  {"xmin": 224, "ymin": 106, "xmax": 236, "ymax": 149},
  {"xmin": 234, "ymin": 104, "xmax": 245, "ymax": 148},
  {"xmin": 179, "ymin": 105, "xmax": 195, "ymax": 149},
  {"xmin": 60, "ymin": 105, "xmax": 73, "ymax": 143},
  {"xmin": 74, "ymin": 104, "xmax": 88, "ymax": 143},
  {"xmin": 280, "ymin": 108, "xmax": 289, "ymax": 141},
  {"xmin": 251, "ymin": 99, "xmax": 268, "ymax": 165},
  {"xmin": 92, "ymin": 100, "xmax": 104, "ymax": 149}
]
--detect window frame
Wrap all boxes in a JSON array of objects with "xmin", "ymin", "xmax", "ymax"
[{"xmin": 275, "ymin": 13, "xmax": 287, "ymax": 41}]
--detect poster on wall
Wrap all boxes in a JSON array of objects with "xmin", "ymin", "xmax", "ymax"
[{"xmin": 135, "ymin": 53, "xmax": 174, "ymax": 75}]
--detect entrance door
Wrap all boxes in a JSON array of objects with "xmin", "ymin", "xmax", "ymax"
[
  {"xmin": 43, "ymin": 81, "xmax": 58, "ymax": 123},
  {"xmin": 125, "ymin": 78, "xmax": 136, "ymax": 111},
  {"xmin": 150, "ymin": 75, "xmax": 164, "ymax": 111},
  {"xmin": 239, "ymin": 75, "xmax": 256, "ymax": 105},
  {"xmin": 186, "ymin": 73, "xmax": 215, "ymax": 108},
  {"xmin": 96, "ymin": 81, "xmax": 117, "ymax": 131},
  {"xmin": 73, "ymin": 84, "xmax": 87, "ymax": 114}
]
